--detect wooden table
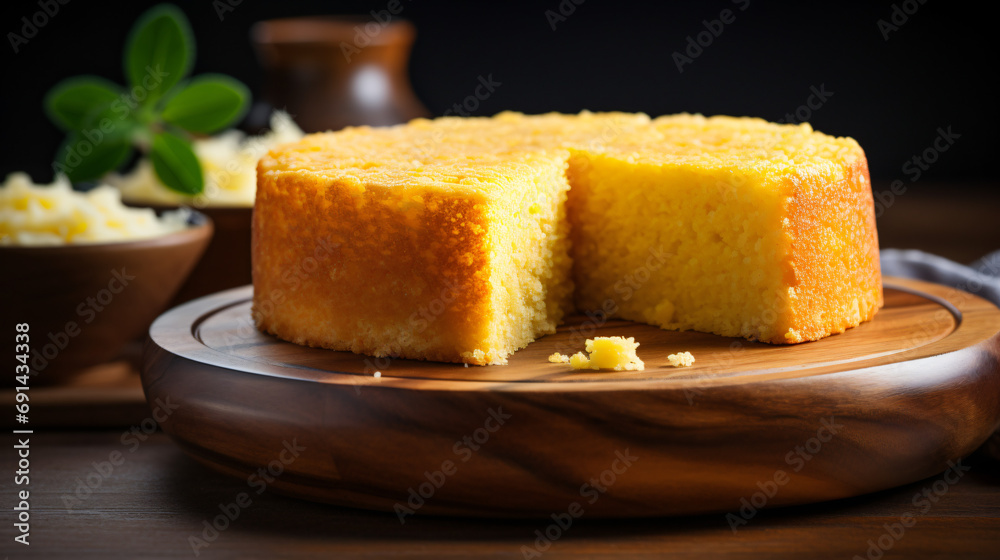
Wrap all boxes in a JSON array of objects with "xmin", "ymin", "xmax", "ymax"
[{"xmin": 2, "ymin": 431, "xmax": 998, "ymax": 559}]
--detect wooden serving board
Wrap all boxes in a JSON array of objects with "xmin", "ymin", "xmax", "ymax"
[{"xmin": 142, "ymin": 276, "xmax": 1000, "ymax": 518}]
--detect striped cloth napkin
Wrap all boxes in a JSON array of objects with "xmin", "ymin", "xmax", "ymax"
[
  {"xmin": 881, "ymin": 248, "xmax": 1000, "ymax": 456},
  {"xmin": 880, "ymin": 249, "xmax": 1000, "ymax": 308}
]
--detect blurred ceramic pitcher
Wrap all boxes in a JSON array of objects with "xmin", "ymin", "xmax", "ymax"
[{"xmin": 252, "ymin": 16, "xmax": 429, "ymax": 132}]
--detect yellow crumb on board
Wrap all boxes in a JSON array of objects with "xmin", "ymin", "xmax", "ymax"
[
  {"xmin": 667, "ymin": 352, "xmax": 695, "ymax": 367},
  {"xmin": 548, "ymin": 352, "xmax": 570, "ymax": 364},
  {"xmin": 557, "ymin": 337, "xmax": 645, "ymax": 372}
]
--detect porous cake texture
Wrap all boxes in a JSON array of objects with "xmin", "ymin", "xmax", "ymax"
[{"xmin": 253, "ymin": 112, "xmax": 882, "ymax": 365}]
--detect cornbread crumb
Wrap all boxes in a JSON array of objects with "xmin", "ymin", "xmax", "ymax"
[
  {"xmin": 667, "ymin": 352, "xmax": 695, "ymax": 367},
  {"xmin": 548, "ymin": 352, "xmax": 571, "ymax": 364},
  {"xmin": 569, "ymin": 352, "xmax": 591, "ymax": 370},
  {"xmin": 566, "ymin": 337, "xmax": 645, "ymax": 371}
]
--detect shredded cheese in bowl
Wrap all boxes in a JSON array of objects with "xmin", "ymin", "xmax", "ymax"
[
  {"xmin": 0, "ymin": 173, "xmax": 191, "ymax": 246},
  {"xmin": 106, "ymin": 111, "xmax": 304, "ymax": 207}
]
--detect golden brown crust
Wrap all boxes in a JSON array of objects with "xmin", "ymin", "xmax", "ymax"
[
  {"xmin": 252, "ymin": 113, "xmax": 884, "ymax": 363},
  {"xmin": 252, "ymin": 165, "xmax": 496, "ymax": 365},
  {"xmin": 777, "ymin": 152, "xmax": 883, "ymax": 344}
]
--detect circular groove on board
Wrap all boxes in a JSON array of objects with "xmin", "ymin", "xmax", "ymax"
[{"xmin": 149, "ymin": 278, "xmax": 975, "ymax": 387}]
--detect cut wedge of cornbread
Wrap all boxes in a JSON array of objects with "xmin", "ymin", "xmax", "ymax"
[{"xmin": 254, "ymin": 112, "xmax": 882, "ymax": 365}]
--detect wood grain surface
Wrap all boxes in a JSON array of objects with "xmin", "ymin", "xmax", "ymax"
[
  {"xmin": 141, "ymin": 276, "xmax": 1000, "ymax": 518},
  {"xmin": 1, "ymin": 431, "xmax": 998, "ymax": 559}
]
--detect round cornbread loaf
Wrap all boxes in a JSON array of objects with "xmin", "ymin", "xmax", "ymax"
[{"xmin": 253, "ymin": 112, "xmax": 882, "ymax": 365}]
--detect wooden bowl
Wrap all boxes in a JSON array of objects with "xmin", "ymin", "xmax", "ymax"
[
  {"xmin": 169, "ymin": 206, "xmax": 251, "ymax": 304},
  {"xmin": 124, "ymin": 203, "xmax": 252, "ymax": 305},
  {"xmin": 1, "ymin": 212, "xmax": 212, "ymax": 385},
  {"xmin": 143, "ymin": 277, "xmax": 1000, "ymax": 518}
]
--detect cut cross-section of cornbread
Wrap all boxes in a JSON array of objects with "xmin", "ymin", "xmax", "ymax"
[
  {"xmin": 253, "ymin": 112, "xmax": 882, "ymax": 365},
  {"xmin": 568, "ymin": 115, "xmax": 882, "ymax": 343}
]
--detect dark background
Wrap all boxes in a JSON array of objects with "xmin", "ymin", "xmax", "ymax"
[{"xmin": 0, "ymin": 0, "xmax": 996, "ymax": 187}]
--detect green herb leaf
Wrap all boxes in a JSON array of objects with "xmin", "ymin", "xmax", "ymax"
[
  {"xmin": 124, "ymin": 4, "xmax": 194, "ymax": 105},
  {"xmin": 161, "ymin": 74, "xmax": 250, "ymax": 134},
  {"xmin": 44, "ymin": 76, "xmax": 123, "ymax": 131},
  {"xmin": 150, "ymin": 131, "xmax": 203, "ymax": 194},
  {"xmin": 54, "ymin": 133, "xmax": 133, "ymax": 183}
]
